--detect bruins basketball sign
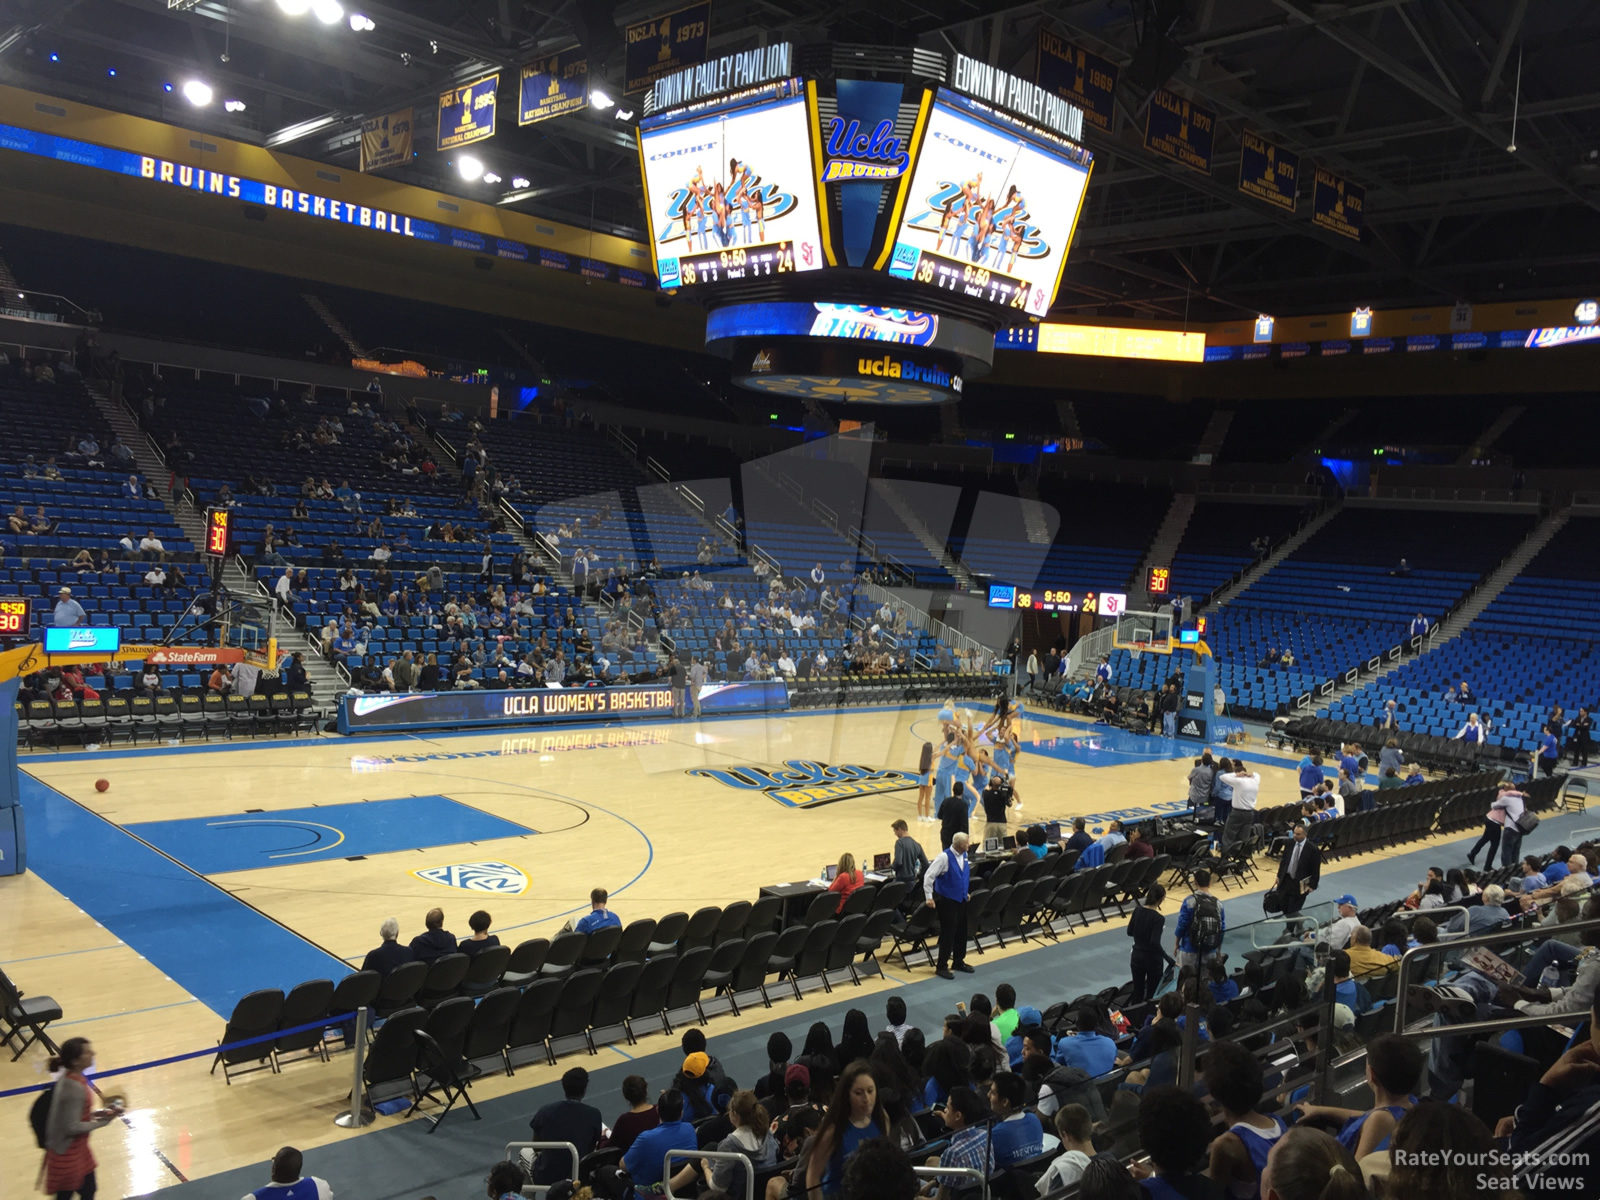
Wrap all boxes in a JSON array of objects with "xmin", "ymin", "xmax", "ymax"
[{"xmin": 689, "ymin": 760, "xmax": 916, "ymax": 808}]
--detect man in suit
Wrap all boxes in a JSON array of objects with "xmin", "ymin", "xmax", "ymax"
[
  {"xmin": 1273, "ymin": 822, "xmax": 1321, "ymax": 916},
  {"xmin": 360, "ymin": 916, "xmax": 414, "ymax": 976}
]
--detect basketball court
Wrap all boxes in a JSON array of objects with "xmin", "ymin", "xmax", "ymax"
[{"xmin": 0, "ymin": 694, "xmax": 1317, "ymax": 1193}]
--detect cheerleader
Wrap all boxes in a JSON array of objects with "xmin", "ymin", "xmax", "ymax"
[
  {"xmin": 994, "ymin": 726, "xmax": 1022, "ymax": 812},
  {"xmin": 914, "ymin": 741, "xmax": 935, "ymax": 823}
]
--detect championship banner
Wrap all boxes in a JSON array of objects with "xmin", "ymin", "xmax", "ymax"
[
  {"xmin": 360, "ymin": 107, "xmax": 413, "ymax": 173},
  {"xmin": 1143, "ymin": 88, "xmax": 1213, "ymax": 174},
  {"xmin": 337, "ymin": 680, "xmax": 787, "ymax": 733},
  {"xmin": 625, "ymin": 1, "xmax": 711, "ymax": 94},
  {"xmin": 1237, "ymin": 129, "xmax": 1297, "ymax": 211},
  {"xmin": 437, "ymin": 73, "xmax": 499, "ymax": 151},
  {"xmin": 519, "ymin": 52, "xmax": 587, "ymax": 126},
  {"xmin": 1311, "ymin": 166, "xmax": 1364, "ymax": 241},
  {"xmin": 1035, "ymin": 31, "xmax": 1117, "ymax": 136}
]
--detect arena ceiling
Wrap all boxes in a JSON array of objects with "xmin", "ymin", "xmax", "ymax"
[{"xmin": 5, "ymin": 0, "xmax": 1600, "ymax": 321}]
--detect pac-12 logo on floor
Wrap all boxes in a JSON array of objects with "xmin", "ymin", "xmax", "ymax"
[
  {"xmin": 413, "ymin": 861, "xmax": 530, "ymax": 894},
  {"xmin": 688, "ymin": 760, "xmax": 917, "ymax": 808}
]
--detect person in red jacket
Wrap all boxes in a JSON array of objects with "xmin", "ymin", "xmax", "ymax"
[{"xmin": 827, "ymin": 852, "xmax": 866, "ymax": 913}]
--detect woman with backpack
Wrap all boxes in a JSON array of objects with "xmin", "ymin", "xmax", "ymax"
[{"xmin": 37, "ymin": 1038, "xmax": 118, "ymax": 1200}]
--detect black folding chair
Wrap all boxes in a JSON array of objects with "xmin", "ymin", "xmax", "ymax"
[
  {"xmin": 407, "ymin": 1029, "xmax": 483, "ymax": 1130},
  {"xmin": 0, "ymin": 968, "xmax": 62, "ymax": 1062}
]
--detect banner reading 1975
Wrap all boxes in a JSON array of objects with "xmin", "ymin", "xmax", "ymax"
[
  {"xmin": 437, "ymin": 73, "xmax": 499, "ymax": 151},
  {"xmin": 520, "ymin": 52, "xmax": 588, "ymax": 125},
  {"xmin": 625, "ymin": 1, "xmax": 712, "ymax": 94}
]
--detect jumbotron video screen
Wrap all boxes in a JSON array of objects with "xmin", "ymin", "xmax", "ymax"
[
  {"xmin": 638, "ymin": 80, "xmax": 826, "ymax": 290},
  {"xmin": 885, "ymin": 88, "xmax": 1093, "ymax": 318}
]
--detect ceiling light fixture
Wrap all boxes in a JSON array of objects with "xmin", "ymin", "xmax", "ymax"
[
  {"xmin": 483, "ymin": 172, "xmax": 502, "ymax": 183},
  {"xmin": 511, "ymin": 176, "xmax": 530, "ymax": 188},
  {"xmin": 348, "ymin": 13, "xmax": 375, "ymax": 31},
  {"xmin": 1506, "ymin": 45, "xmax": 1523, "ymax": 153},
  {"xmin": 588, "ymin": 88, "xmax": 614, "ymax": 110},
  {"xmin": 224, "ymin": 99, "xmax": 247, "ymax": 112},
  {"xmin": 614, "ymin": 108, "xmax": 635, "ymax": 122},
  {"xmin": 312, "ymin": 0, "xmax": 344, "ymax": 24},
  {"xmin": 182, "ymin": 79, "xmax": 214, "ymax": 106},
  {"xmin": 457, "ymin": 155, "xmax": 484, "ymax": 181},
  {"xmin": 276, "ymin": 0, "xmax": 312, "ymax": 15}
]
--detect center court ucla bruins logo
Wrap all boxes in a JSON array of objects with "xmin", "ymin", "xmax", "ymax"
[
  {"xmin": 414, "ymin": 861, "xmax": 530, "ymax": 894},
  {"xmin": 688, "ymin": 760, "xmax": 916, "ymax": 809}
]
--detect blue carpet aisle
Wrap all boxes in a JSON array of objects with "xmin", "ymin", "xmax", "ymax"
[{"xmin": 134, "ymin": 811, "xmax": 1595, "ymax": 1199}]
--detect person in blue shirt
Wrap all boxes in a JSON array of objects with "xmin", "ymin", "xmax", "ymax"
[
  {"xmin": 623, "ymin": 1089, "xmax": 698, "ymax": 1188},
  {"xmin": 1003, "ymin": 1006, "xmax": 1044, "ymax": 1068},
  {"xmin": 804, "ymin": 1062, "xmax": 889, "ymax": 1199},
  {"xmin": 1297, "ymin": 755, "xmax": 1324, "ymax": 798},
  {"xmin": 1538, "ymin": 726, "xmax": 1562, "ymax": 777},
  {"xmin": 1293, "ymin": 1033, "xmax": 1418, "ymax": 1159},
  {"xmin": 1054, "ymin": 1008, "xmax": 1118, "ymax": 1077},
  {"xmin": 1202, "ymin": 1040, "xmax": 1286, "ymax": 1199},
  {"xmin": 986, "ymin": 1072, "xmax": 1047, "ymax": 1168},
  {"xmin": 1409, "ymin": 613, "xmax": 1429, "ymax": 639},
  {"xmin": 574, "ymin": 888, "xmax": 621, "ymax": 935},
  {"xmin": 1135, "ymin": 1084, "xmax": 1216, "ymax": 1199},
  {"xmin": 1328, "ymin": 951, "xmax": 1370, "ymax": 1014},
  {"xmin": 1172, "ymin": 869, "xmax": 1225, "ymax": 970},
  {"xmin": 1095, "ymin": 655, "xmax": 1111, "ymax": 684},
  {"xmin": 1205, "ymin": 959, "xmax": 1239, "ymax": 1005},
  {"xmin": 246, "ymin": 1146, "xmax": 333, "ymax": 1200}
]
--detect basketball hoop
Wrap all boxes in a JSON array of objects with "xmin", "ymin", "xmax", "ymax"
[{"xmin": 1130, "ymin": 641, "xmax": 1146, "ymax": 661}]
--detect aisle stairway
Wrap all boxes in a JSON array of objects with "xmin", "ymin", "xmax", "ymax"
[
  {"xmin": 1134, "ymin": 492, "xmax": 1196, "ymax": 602},
  {"xmin": 85, "ymin": 382, "xmax": 345, "ymax": 703},
  {"xmin": 301, "ymin": 293, "xmax": 367, "ymax": 359},
  {"xmin": 872, "ymin": 477, "xmax": 974, "ymax": 590},
  {"xmin": 1203, "ymin": 501, "xmax": 1343, "ymax": 611}
]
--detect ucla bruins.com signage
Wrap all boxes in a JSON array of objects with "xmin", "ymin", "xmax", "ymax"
[
  {"xmin": 360, "ymin": 107, "xmax": 412, "ymax": 173},
  {"xmin": 732, "ymin": 340, "xmax": 963, "ymax": 405},
  {"xmin": 520, "ymin": 53, "xmax": 587, "ymax": 126},
  {"xmin": 689, "ymin": 760, "xmax": 917, "ymax": 809},
  {"xmin": 626, "ymin": 1, "xmax": 712, "ymax": 94},
  {"xmin": 437, "ymin": 73, "xmax": 500, "ymax": 151}
]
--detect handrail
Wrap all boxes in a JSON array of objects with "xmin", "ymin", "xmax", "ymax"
[
  {"xmin": 501, "ymin": 1141, "xmax": 580, "ymax": 1186},
  {"xmin": 1391, "ymin": 915, "xmax": 1600, "ymax": 1033},
  {"xmin": 646, "ymin": 455, "xmax": 671, "ymax": 483},
  {"xmin": 912, "ymin": 1165, "xmax": 988, "ymax": 1200},
  {"xmin": 665, "ymin": 1149, "xmax": 757, "ymax": 1200}
]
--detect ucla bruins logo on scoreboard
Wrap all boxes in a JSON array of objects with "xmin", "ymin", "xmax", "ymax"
[
  {"xmin": 414, "ymin": 861, "xmax": 530, "ymax": 894},
  {"xmin": 688, "ymin": 760, "xmax": 917, "ymax": 808}
]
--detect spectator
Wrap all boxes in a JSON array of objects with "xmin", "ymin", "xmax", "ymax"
[
  {"xmin": 937, "ymin": 782, "xmax": 969, "ymax": 851},
  {"xmin": 805, "ymin": 1063, "xmax": 889, "ymax": 1198},
  {"xmin": 407, "ymin": 907, "xmax": 457, "ymax": 963},
  {"xmin": 1256, "ymin": 1127, "xmax": 1363, "ymax": 1200},
  {"xmin": 527, "ymin": 1067, "xmax": 603, "ymax": 1186},
  {"xmin": 139, "ymin": 529, "xmax": 165, "ymax": 560},
  {"xmin": 926, "ymin": 1086, "xmax": 993, "ymax": 1197},
  {"xmin": 605, "ymin": 1074, "xmax": 659, "ymax": 1154},
  {"xmin": 1132, "ymin": 1085, "xmax": 1214, "ymax": 1195},
  {"xmin": 754, "ymin": 1033, "xmax": 794, "ymax": 1102},
  {"xmin": 206, "ymin": 665, "xmax": 233, "ymax": 696},
  {"xmin": 1504, "ymin": 993, "xmax": 1600, "ymax": 1194},
  {"xmin": 1217, "ymin": 765, "xmax": 1260, "ymax": 852},
  {"xmin": 241, "ymin": 1145, "xmax": 333, "ymax": 1200},
  {"xmin": 623, "ymin": 1089, "xmax": 697, "ymax": 1189},
  {"xmin": 359, "ymin": 917, "xmax": 413, "ymax": 976},
  {"xmin": 574, "ymin": 888, "xmax": 620, "ymax": 935},
  {"xmin": 136, "ymin": 667, "xmax": 166, "ymax": 697},
  {"xmin": 458, "ymin": 910, "xmax": 500, "ymax": 958},
  {"xmin": 1444, "ymin": 883, "xmax": 1510, "ymax": 936},
  {"xmin": 842, "ymin": 1138, "xmax": 917, "ymax": 1200},
  {"xmin": 1203, "ymin": 1039, "xmax": 1287, "ymax": 1198},
  {"xmin": 987, "ymin": 1071, "xmax": 1046, "ymax": 1167},
  {"xmin": 1063, "ymin": 817, "xmax": 1093, "ymax": 855},
  {"xmin": 1294, "ymin": 1033, "xmax": 1418, "ymax": 1157},
  {"xmin": 697, "ymin": 1090, "xmax": 777, "ymax": 1197},
  {"xmin": 1056, "ymin": 1007, "xmax": 1118, "ymax": 1077},
  {"xmin": 1173, "ymin": 869, "xmax": 1225, "ymax": 970},
  {"xmin": 52, "ymin": 587, "xmax": 87, "ymax": 627},
  {"xmin": 889, "ymin": 820, "xmax": 929, "ymax": 888},
  {"xmin": 1344, "ymin": 926, "xmax": 1396, "ymax": 978}
]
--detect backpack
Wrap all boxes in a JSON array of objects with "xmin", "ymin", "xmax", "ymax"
[
  {"xmin": 30, "ymin": 1086, "xmax": 52, "ymax": 1149},
  {"xmin": 1189, "ymin": 893, "xmax": 1223, "ymax": 954}
]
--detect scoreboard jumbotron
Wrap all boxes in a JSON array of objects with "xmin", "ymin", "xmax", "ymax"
[{"xmin": 637, "ymin": 47, "xmax": 1092, "ymax": 404}]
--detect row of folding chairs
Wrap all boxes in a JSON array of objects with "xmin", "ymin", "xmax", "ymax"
[
  {"xmin": 19, "ymin": 691, "xmax": 317, "ymax": 747},
  {"xmin": 212, "ymin": 915, "xmax": 903, "ymax": 1085}
]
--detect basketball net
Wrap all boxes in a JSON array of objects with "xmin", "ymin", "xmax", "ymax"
[{"xmin": 1130, "ymin": 641, "xmax": 1146, "ymax": 661}]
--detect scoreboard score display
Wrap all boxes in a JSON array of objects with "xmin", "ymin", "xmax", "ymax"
[
  {"xmin": 204, "ymin": 507, "xmax": 232, "ymax": 558},
  {"xmin": 0, "ymin": 595, "xmax": 31, "ymax": 636},
  {"xmin": 676, "ymin": 241, "xmax": 799, "ymax": 285},
  {"xmin": 1146, "ymin": 566, "xmax": 1171, "ymax": 595},
  {"xmin": 988, "ymin": 585, "xmax": 1126, "ymax": 614}
]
